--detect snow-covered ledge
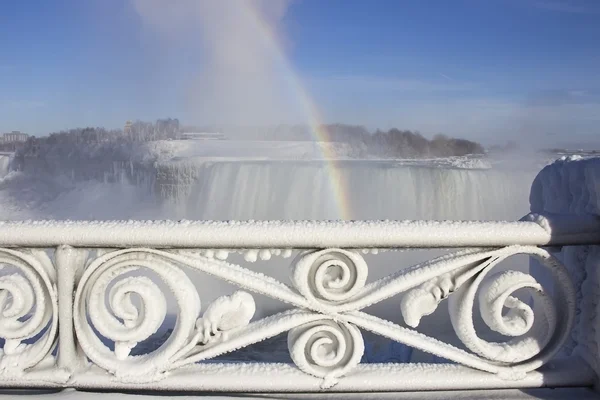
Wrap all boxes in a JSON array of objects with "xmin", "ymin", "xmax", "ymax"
[{"xmin": 1, "ymin": 163, "xmax": 600, "ymax": 392}]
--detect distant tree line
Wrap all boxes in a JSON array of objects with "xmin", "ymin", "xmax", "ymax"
[
  {"xmin": 13, "ymin": 127, "xmax": 129, "ymax": 174},
  {"xmin": 322, "ymin": 124, "xmax": 484, "ymax": 157},
  {"xmin": 12, "ymin": 119, "xmax": 180, "ymax": 175},
  {"xmin": 126, "ymin": 118, "xmax": 180, "ymax": 142},
  {"xmin": 14, "ymin": 119, "xmax": 484, "ymax": 170},
  {"xmin": 222, "ymin": 124, "xmax": 484, "ymax": 157},
  {"xmin": 16, "ymin": 119, "xmax": 180, "ymax": 159}
]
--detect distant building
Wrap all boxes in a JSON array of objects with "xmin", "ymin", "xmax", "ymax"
[
  {"xmin": 1, "ymin": 131, "xmax": 28, "ymax": 143},
  {"xmin": 124, "ymin": 121, "xmax": 133, "ymax": 134},
  {"xmin": 180, "ymin": 132, "xmax": 226, "ymax": 140}
]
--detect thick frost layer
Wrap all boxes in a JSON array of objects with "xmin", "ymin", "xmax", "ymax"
[
  {"xmin": 529, "ymin": 156, "xmax": 600, "ymax": 373},
  {"xmin": 0, "ymin": 219, "xmax": 594, "ymax": 248},
  {"xmin": 531, "ymin": 156, "xmax": 600, "ymax": 216}
]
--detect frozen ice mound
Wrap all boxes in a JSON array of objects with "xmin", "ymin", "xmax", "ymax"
[{"xmin": 529, "ymin": 156, "xmax": 600, "ymax": 371}]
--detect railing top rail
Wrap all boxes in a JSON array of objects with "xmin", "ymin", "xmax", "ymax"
[{"xmin": 0, "ymin": 213, "xmax": 598, "ymax": 248}]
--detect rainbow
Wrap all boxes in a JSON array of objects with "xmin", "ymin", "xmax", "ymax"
[{"xmin": 242, "ymin": 2, "xmax": 353, "ymax": 220}]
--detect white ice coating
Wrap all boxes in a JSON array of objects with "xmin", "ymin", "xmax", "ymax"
[
  {"xmin": 195, "ymin": 290, "xmax": 256, "ymax": 344},
  {"xmin": 0, "ymin": 234, "xmax": 587, "ymax": 390},
  {"xmin": 0, "ymin": 218, "xmax": 598, "ymax": 249},
  {"xmin": 73, "ymin": 248, "xmax": 301, "ymax": 380},
  {"xmin": 291, "ymin": 249, "xmax": 368, "ymax": 307},
  {"xmin": 4, "ymin": 242, "xmax": 559, "ymax": 388},
  {"xmin": 530, "ymin": 156, "xmax": 600, "ymax": 217},
  {"xmin": 74, "ymin": 251, "xmax": 201, "ymax": 378},
  {"xmin": 288, "ymin": 319, "xmax": 364, "ymax": 389},
  {"xmin": 529, "ymin": 156, "xmax": 600, "ymax": 376},
  {"xmin": 448, "ymin": 257, "xmax": 558, "ymax": 366},
  {"xmin": 0, "ymin": 249, "xmax": 57, "ymax": 373}
]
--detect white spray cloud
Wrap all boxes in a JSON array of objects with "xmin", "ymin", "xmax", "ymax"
[{"xmin": 132, "ymin": 0, "xmax": 305, "ymax": 127}]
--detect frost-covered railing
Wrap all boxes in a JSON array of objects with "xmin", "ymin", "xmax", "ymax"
[{"xmin": 1, "ymin": 216, "xmax": 600, "ymax": 392}]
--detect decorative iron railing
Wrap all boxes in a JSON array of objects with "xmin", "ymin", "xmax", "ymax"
[{"xmin": 0, "ymin": 215, "xmax": 599, "ymax": 392}]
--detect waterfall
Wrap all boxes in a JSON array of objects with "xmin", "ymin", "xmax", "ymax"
[{"xmin": 155, "ymin": 160, "xmax": 535, "ymax": 221}]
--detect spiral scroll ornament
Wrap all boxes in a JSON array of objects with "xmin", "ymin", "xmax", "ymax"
[
  {"xmin": 74, "ymin": 249, "xmax": 200, "ymax": 379},
  {"xmin": 447, "ymin": 247, "xmax": 572, "ymax": 375},
  {"xmin": 0, "ymin": 249, "xmax": 57, "ymax": 373},
  {"xmin": 291, "ymin": 249, "xmax": 368, "ymax": 309},
  {"xmin": 391, "ymin": 246, "xmax": 575, "ymax": 377},
  {"xmin": 288, "ymin": 319, "xmax": 364, "ymax": 388}
]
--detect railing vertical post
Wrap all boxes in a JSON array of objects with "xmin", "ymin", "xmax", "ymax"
[{"xmin": 55, "ymin": 245, "xmax": 89, "ymax": 372}]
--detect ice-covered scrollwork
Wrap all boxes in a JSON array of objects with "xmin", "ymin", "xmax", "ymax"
[
  {"xmin": 69, "ymin": 244, "xmax": 575, "ymax": 387},
  {"xmin": 396, "ymin": 246, "xmax": 574, "ymax": 377},
  {"xmin": 285, "ymin": 246, "xmax": 574, "ymax": 381},
  {"xmin": 446, "ymin": 249, "xmax": 571, "ymax": 377},
  {"xmin": 74, "ymin": 250, "xmax": 201, "ymax": 379},
  {"xmin": 288, "ymin": 320, "xmax": 364, "ymax": 388},
  {"xmin": 194, "ymin": 291, "xmax": 256, "ymax": 345},
  {"xmin": 74, "ymin": 248, "xmax": 281, "ymax": 380},
  {"xmin": 291, "ymin": 248, "xmax": 368, "ymax": 308},
  {"xmin": 0, "ymin": 249, "xmax": 57, "ymax": 373}
]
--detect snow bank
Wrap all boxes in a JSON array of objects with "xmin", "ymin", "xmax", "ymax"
[
  {"xmin": 529, "ymin": 156, "xmax": 600, "ymax": 373},
  {"xmin": 531, "ymin": 156, "xmax": 600, "ymax": 216}
]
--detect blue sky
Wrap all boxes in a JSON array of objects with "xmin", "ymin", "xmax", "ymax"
[{"xmin": 1, "ymin": 0, "xmax": 599, "ymax": 146}]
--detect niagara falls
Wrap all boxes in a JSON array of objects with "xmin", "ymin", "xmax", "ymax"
[{"xmin": 1, "ymin": 0, "xmax": 600, "ymax": 399}]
